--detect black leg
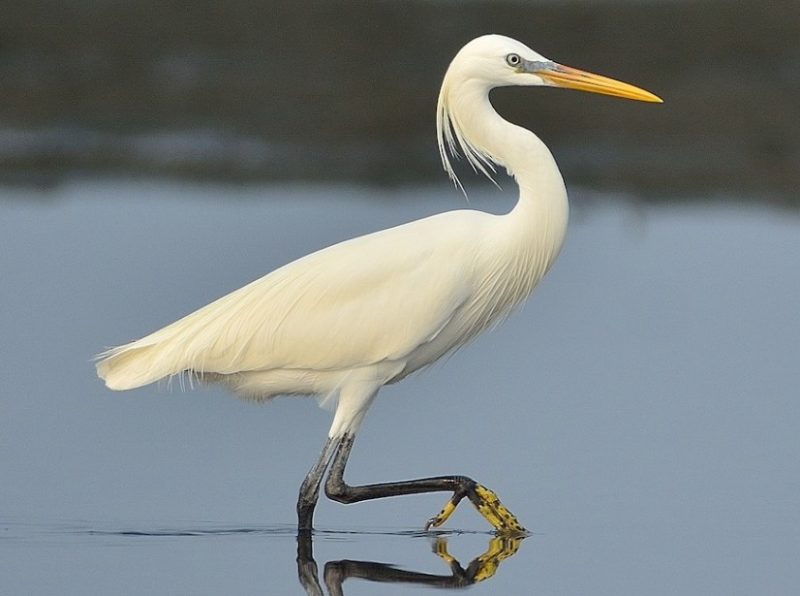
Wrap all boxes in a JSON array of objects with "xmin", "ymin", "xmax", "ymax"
[
  {"xmin": 323, "ymin": 433, "xmax": 527, "ymax": 534},
  {"xmin": 297, "ymin": 436, "xmax": 339, "ymax": 530}
]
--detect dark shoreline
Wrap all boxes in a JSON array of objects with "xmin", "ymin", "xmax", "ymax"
[{"xmin": 0, "ymin": 1, "xmax": 797, "ymax": 204}]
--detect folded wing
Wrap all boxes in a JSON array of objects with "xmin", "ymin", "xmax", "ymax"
[{"xmin": 96, "ymin": 211, "xmax": 484, "ymax": 391}]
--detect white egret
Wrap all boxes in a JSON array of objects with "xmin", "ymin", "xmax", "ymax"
[{"xmin": 97, "ymin": 35, "xmax": 661, "ymax": 534}]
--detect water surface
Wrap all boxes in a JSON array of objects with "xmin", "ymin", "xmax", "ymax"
[{"xmin": 1, "ymin": 180, "xmax": 798, "ymax": 594}]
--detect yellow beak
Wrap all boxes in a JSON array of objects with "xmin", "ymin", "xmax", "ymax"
[{"xmin": 537, "ymin": 63, "xmax": 662, "ymax": 103}]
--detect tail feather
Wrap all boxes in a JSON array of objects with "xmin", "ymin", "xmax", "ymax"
[
  {"xmin": 96, "ymin": 266, "xmax": 280, "ymax": 391},
  {"xmin": 95, "ymin": 339, "xmax": 179, "ymax": 390}
]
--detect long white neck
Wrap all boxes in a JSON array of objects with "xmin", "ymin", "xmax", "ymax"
[{"xmin": 442, "ymin": 82, "xmax": 570, "ymax": 280}]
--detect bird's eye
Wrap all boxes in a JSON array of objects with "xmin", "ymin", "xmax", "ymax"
[{"xmin": 506, "ymin": 53, "xmax": 521, "ymax": 67}]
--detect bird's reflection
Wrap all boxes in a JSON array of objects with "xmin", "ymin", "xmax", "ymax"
[{"xmin": 297, "ymin": 530, "xmax": 525, "ymax": 595}]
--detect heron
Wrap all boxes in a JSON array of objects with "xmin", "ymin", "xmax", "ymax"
[{"xmin": 96, "ymin": 34, "xmax": 661, "ymax": 534}]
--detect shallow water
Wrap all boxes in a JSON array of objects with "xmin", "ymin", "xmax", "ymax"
[{"xmin": 1, "ymin": 180, "xmax": 798, "ymax": 595}]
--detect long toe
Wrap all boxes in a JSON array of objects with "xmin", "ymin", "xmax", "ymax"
[{"xmin": 468, "ymin": 484, "xmax": 528, "ymax": 535}]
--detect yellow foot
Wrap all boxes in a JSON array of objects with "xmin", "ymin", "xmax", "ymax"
[
  {"xmin": 470, "ymin": 484, "xmax": 527, "ymax": 535},
  {"xmin": 424, "ymin": 482, "xmax": 527, "ymax": 535},
  {"xmin": 425, "ymin": 499, "xmax": 457, "ymax": 531}
]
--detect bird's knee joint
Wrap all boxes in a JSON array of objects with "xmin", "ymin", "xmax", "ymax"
[
  {"xmin": 454, "ymin": 475, "xmax": 477, "ymax": 493},
  {"xmin": 325, "ymin": 480, "xmax": 355, "ymax": 504}
]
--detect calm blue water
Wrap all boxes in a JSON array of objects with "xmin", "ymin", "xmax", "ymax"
[{"xmin": 1, "ymin": 180, "xmax": 798, "ymax": 595}]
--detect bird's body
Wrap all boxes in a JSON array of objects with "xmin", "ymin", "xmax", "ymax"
[
  {"xmin": 97, "ymin": 35, "xmax": 660, "ymax": 532},
  {"xmin": 99, "ymin": 198, "xmax": 566, "ymax": 437}
]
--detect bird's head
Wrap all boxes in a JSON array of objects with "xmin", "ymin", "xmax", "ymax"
[
  {"xmin": 445, "ymin": 34, "xmax": 662, "ymax": 102},
  {"xmin": 437, "ymin": 35, "xmax": 661, "ymax": 192}
]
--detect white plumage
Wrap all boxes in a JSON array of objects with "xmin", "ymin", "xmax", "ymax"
[
  {"xmin": 98, "ymin": 37, "xmax": 570, "ymax": 425},
  {"xmin": 97, "ymin": 204, "xmax": 558, "ymax": 399}
]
